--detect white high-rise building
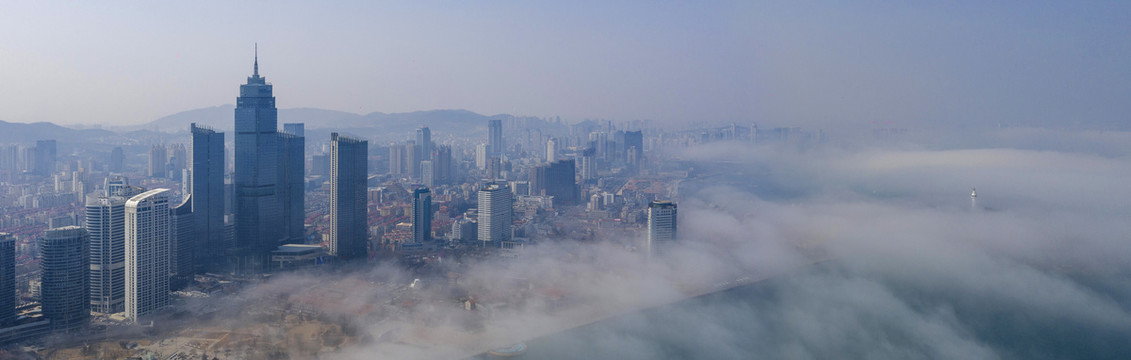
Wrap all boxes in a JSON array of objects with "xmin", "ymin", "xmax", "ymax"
[
  {"xmin": 646, "ymin": 200, "xmax": 677, "ymax": 256},
  {"xmin": 477, "ymin": 183, "xmax": 512, "ymax": 245},
  {"xmin": 546, "ymin": 138, "xmax": 558, "ymax": 162},
  {"xmin": 125, "ymin": 189, "xmax": 171, "ymax": 321},
  {"xmin": 476, "ymin": 143, "xmax": 491, "ymax": 170}
]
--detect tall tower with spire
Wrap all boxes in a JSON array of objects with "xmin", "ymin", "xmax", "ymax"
[{"xmin": 233, "ymin": 44, "xmax": 282, "ymax": 273}]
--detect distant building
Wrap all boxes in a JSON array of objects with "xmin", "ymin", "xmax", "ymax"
[
  {"xmin": 125, "ymin": 189, "xmax": 172, "ymax": 321},
  {"xmin": 412, "ymin": 188, "xmax": 432, "ymax": 244},
  {"xmin": 579, "ymin": 147, "xmax": 597, "ymax": 183},
  {"xmin": 531, "ymin": 160, "xmax": 579, "ymax": 205},
  {"xmin": 476, "ymin": 143, "xmax": 490, "ymax": 170},
  {"xmin": 109, "ymin": 147, "xmax": 125, "ymax": 173},
  {"xmin": 478, "ymin": 183, "xmax": 513, "ymax": 245},
  {"xmin": 416, "ymin": 126, "xmax": 431, "ymax": 175},
  {"xmin": 148, "ymin": 145, "xmax": 166, "ymax": 178},
  {"xmin": 34, "ymin": 140, "xmax": 56, "ymax": 176},
  {"xmin": 329, "ymin": 133, "xmax": 368, "ymax": 260},
  {"xmin": 388, "ymin": 144, "xmax": 406, "ymax": 176},
  {"xmin": 488, "ymin": 119, "xmax": 503, "ymax": 156},
  {"xmin": 646, "ymin": 200, "xmax": 677, "ymax": 256},
  {"xmin": 546, "ymin": 137, "xmax": 558, "ymax": 162},
  {"xmin": 0, "ymin": 233, "xmax": 14, "ymax": 326},
  {"xmin": 40, "ymin": 226, "xmax": 90, "ymax": 331}
]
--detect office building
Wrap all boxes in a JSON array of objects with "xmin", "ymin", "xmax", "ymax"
[
  {"xmin": 125, "ymin": 189, "xmax": 171, "ymax": 321},
  {"xmin": 579, "ymin": 147, "xmax": 597, "ymax": 183},
  {"xmin": 40, "ymin": 226, "xmax": 90, "ymax": 331},
  {"xmin": 85, "ymin": 179, "xmax": 143, "ymax": 314},
  {"xmin": 646, "ymin": 200, "xmax": 677, "ymax": 256},
  {"xmin": 0, "ymin": 233, "xmax": 13, "ymax": 326},
  {"xmin": 531, "ymin": 160, "xmax": 578, "ymax": 205},
  {"xmin": 412, "ymin": 187, "xmax": 432, "ymax": 244},
  {"xmin": 623, "ymin": 130, "xmax": 643, "ymax": 164},
  {"xmin": 168, "ymin": 144, "xmax": 187, "ymax": 180},
  {"xmin": 477, "ymin": 183, "xmax": 512, "ymax": 245},
  {"xmin": 405, "ymin": 141, "xmax": 418, "ymax": 178},
  {"xmin": 233, "ymin": 50, "xmax": 283, "ymax": 273},
  {"xmin": 279, "ymin": 124, "xmax": 305, "ymax": 243},
  {"xmin": 488, "ymin": 119, "xmax": 503, "ymax": 156},
  {"xmin": 190, "ymin": 123, "xmax": 225, "ymax": 273},
  {"xmin": 329, "ymin": 133, "xmax": 368, "ymax": 260}
]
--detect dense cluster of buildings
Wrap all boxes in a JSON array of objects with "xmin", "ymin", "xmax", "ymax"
[{"xmin": 0, "ymin": 51, "xmax": 705, "ymax": 347}]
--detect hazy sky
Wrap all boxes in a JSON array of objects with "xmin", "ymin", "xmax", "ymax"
[{"xmin": 1, "ymin": 1, "xmax": 1128, "ymax": 130}]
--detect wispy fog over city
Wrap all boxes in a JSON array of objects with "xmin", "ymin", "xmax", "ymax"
[{"xmin": 0, "ymin": 1, "xmax": 1128, "ymax": 359}]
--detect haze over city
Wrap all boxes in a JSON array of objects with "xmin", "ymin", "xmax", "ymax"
[{"xmin": 0, "ymin": 2, "xmax": 1128, "ymax": 360}]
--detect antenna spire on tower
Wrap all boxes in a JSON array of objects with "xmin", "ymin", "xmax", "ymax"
[{"xmin": 253, "ymin": 43, "xmax": 259, "ymax": 76}]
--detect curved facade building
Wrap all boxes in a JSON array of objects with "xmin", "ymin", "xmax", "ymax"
[{"xmin": 41, "ymin": 226, "xmax": 90, "ymax": 331}]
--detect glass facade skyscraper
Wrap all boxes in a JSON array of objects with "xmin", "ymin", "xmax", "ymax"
[
  {"xmin": 190, "ymin": 123, "xmax": 225, "ymax": 273},
  {"xmin": 329, "ymin": 133, "xmax": 368, "ymax": 260},
  {"xmin": 233, "ymin": 52, "xmax": 282, "ymax": 273}
]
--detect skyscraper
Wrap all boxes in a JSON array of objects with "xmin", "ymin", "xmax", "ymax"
[
  {"xmin": 580, "ymin": 147, "xmax": 597, "ymax": 183},
  {"xmin": 125, "ymin": 189, "xmax": 171, "ymax": 321},
  {"xmin": 234, "ymin": 49, "xmax": 282, "ymax": 273},
  {"xmin": 190, "ymin": 123, "xmax": 225, "ymax": 273},
  {"xmin": 476, "ymin": 143, "xmax": 490, "ymax": 170},
  {"xmin": 329, "ymin": 133, "xmax": 368, "ymax": 260},
  {"xmin": 170, "ymin": 196, "xmax": 193, "ymax": 289},
  {"xmin": 169, "ymin": 144, "xmax": 187, "ymax": 180},
  {"xmin": 109, "ymin": 147, "xmax": 125, "ymax": 173},
  {"xmin": 405, "ymin": 141, "xmax": 418, "ymax": 178},
  {"xmin": 279, "ymin": 124, "xmax": 305, "ymax": 243},
  {"xmin": 488, "ymin": 119, "xmax": 503, "ymax": 156},
  {"xmin": 646, "ymin": 200, "xmax": 677, "ymax": 256},
  {"xmin": 0, "ymin": 233, "xmax": 14, "ymax": 326},
  {"xmin": 623, "ymin": 130, "xmax": 643, "ymax": 167},
  {"xmin": 416, "ymin": 126, "xmax": 431, "ymax": 176},
  {"xmin": 86, "ymin": 179, "xmax": 143, "ymax": 314},
  {"xmin": 34, "ymin": 140, "xmax": 56, "ymax": 176},
  {"xmin": 412, "ymin": 187, "xmax": 432, "ymax": 244},
  {"xmin": 477, "ymin": 183, "xmax": 512, "ymax": 245},
  {"xmin": 148, "ymin": 145, "xmax": 167, "ymax": 178},
  {"xmin": 40, "ymin": 226, "xmax": 90, "ymax": 331}
]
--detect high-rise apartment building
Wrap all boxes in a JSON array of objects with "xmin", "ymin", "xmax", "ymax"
[
  {"xmin": 546, "ymin": 137, "xmax": 558, "ymax": 163},
  {"xmin": 646, "ymin": 200, "xmax": 677, "ymax": 256},
  {"xmin": 388, "ymin": 143, "xmax": 406, "ymax": 176},
  {"xmin": 476, "ymin": 143, "xmax": 490, "ymax": 170},
  {"xmin": 148, "ymin": 145, "xmax": 167, "ymax": 178},
  {"xmin": 434, "ymin": 145, "xmax": 453, "ymax": 186},
  {"xmin": 125, "ymin": 189, "xmax": 171, "ymax": 321},
  {"xmin": 488, "ymin": 119, "xmax": 503, "ymax": 156},
  {"xmin": 477, "ymin": 183, "xmax": 512, "ymax": 245},
  {"xmin": 190, "ymin": 123, "xmax": 225, "ymax": 273},
  {"xmin": 40, "ymin": 226, "xmax": 90, "ymax": 331},
  {"xmin": 329, "ymin": 133, "xmax": 368, "ymax": 260},
  {"xmin": 0, "ymin": 233, "xmax": 14, "ymax": 326},
  {"xmin": 233, "ymin": 50, "xmax": 283, "ymax": 273},
  {"xmin": 412, "ymin": 187, "xmax": 432, "ymax": 244},
  {"xmin": 85, "ymin": 179, "xmax": 143, "ymax": 314}
]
